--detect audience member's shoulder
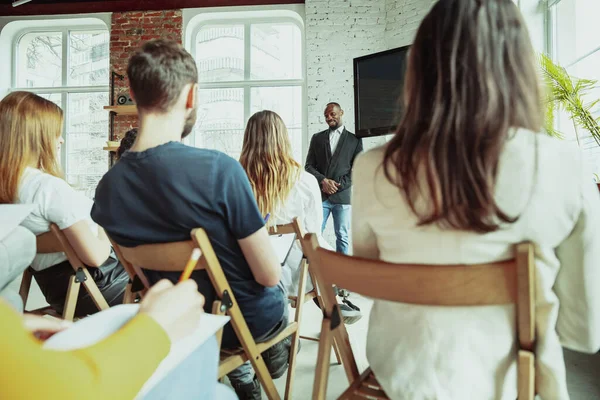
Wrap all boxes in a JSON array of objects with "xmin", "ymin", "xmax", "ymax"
[
  {"xmin": 513, "ymin": 128, "xmax": 583, "ymax": 174},
  {"xmin": 355, "ymin": 145, "xmax": 386, "ymax": 171},
  {"xmin": 25, "ymin": 168, "xmax": 73, "ymax": 193}
]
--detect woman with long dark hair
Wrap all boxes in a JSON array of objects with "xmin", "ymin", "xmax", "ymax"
[{"xmin": 352, "ymin": 0, "xmax": 600, "ymax": 398}]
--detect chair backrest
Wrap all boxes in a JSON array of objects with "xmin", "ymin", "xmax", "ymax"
[
  {"xmin": 303, "ymin": 233, "xmax": 536, "ymax": 350},
  {"xmin": 267, "ymin": 217, "xmax": 304, "ymax": 237},
  {"xmin": 36, "ymin": 224, "xmax": 85, "ymax": 270},
  {"xmin": 110, "ymin": 238, "xmax": 201, "ymax": 289}
]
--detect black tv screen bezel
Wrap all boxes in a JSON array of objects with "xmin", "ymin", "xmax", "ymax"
[{"xmin": 353, "ymin": 45, "xmax": 410, "ymax": 139}]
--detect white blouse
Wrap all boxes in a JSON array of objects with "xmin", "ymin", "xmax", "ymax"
[
  {"xmin": 271, "ymin": 170, "xmax": 333, "ymax": 294},
  {"xmin": 17, "ymin": 167, "xmax": 97, "ymax": 271},
  {"xmin": 352, "ymin": 129, "xmax": 600, "ymax": 400}
]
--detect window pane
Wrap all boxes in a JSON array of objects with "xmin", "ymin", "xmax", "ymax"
[
  {"xmin": 196, "ymin": 25, "xmax": 244, "ymax": 83},
  {"xmin": 555, "ymin": 0, "xmax": 600, "ymax": 66},
  {"xmin": 66, "ymin": 92, "xmax": 109, "ymax": 198},
  {"xmin": 17, "ymin": 32, "xmax": 62, "ymax": 88},
  {"xmin": 560, "ymin": 51, "xmax": 600, "ymax": 175},
  {"xmin": 38, "ymin": 93, "xmax": 62, "ymax": 109},
  {"xmin": 194, "ymin": 88, "xmax": 245, "ymax": 159},
  {"xmin": 68, "ymin": 31, "xmax": 110, "ymax": 86},
  {"xmin": 251, "ymin": 86, "xmax": 302, "ymax": 161},
  {"xmin": 251, "ymin": 23, "xmax": 302, "ymax": 80}
]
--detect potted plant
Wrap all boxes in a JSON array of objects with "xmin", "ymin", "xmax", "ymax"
[{"xmin": 539, "ymin": 53, "xmax": 600, "ymax": 190}]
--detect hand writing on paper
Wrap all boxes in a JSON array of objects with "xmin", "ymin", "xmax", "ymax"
[
  {"xmin": 139, "ymin": 279, "xmax": 205, "ymax": 343},
  {"xmin": 321, "ymin": 178, "xmax": 340, "ymax": 195}
]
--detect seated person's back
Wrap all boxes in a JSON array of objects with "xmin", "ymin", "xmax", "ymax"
[
  {"xmin": 93, "ymin": 40, "xmax": 290, "ymax": 399},
  {"xmin": 92, "ymin": 143, "xmax": 286, "ymax": 346}
]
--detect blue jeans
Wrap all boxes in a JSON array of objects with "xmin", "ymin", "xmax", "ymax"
[
  {"xmin": 322, "ymin": 199, "xmax": 351, "ymax": 255},
  {"xmin": 143, "ymin": 335, "xmax": 236, "ymax": 400}
]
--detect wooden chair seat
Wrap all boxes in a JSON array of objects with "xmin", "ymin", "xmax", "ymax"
[{"xmin": 338, "ymin": 367, "xmax": 388, "ymax": 399}]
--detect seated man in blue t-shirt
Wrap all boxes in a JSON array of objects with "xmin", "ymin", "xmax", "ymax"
[{"xmin": 91, "ymin": 39, "xmax": 288, "ymax": 400}]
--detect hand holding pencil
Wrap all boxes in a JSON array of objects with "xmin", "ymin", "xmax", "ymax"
[{"xmin": 179, "ymin": 248, "xmax": 202, "ymax": 282}]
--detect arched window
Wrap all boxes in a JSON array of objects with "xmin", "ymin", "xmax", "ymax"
[
  {"xmin": 189, "ymin": 13, "xmax": 305, "ymax": 161},
  {"xmin": 11, "ymin": 23, "xmax": 110, "ymax": 198}
]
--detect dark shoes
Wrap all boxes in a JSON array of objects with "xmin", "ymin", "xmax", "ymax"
[{"xmin": 312, "ymin": 289, "xmax": 363, "ymax": 325}]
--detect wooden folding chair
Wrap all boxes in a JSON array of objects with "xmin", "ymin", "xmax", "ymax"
[
  {"xmin": 268, "ymin": 217, "xmax": 342, "ymax": 367},
  {"xmin": 20, "ymin": 224, "xmax": 110, "ymax": 321},
  {"xmin": 111, "ymin": 228, "xmax": 302, "ymax": 400},
  {"xmin": 304, "ymin": 233, "xmax": 536, "ymax": 400}
]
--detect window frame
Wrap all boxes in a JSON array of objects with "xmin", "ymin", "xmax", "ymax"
[
  {"xmin": 10, "ymin": 24, "xmax": 110, "ymax": 174},
  {"xmin": 189, "ymin": 16, "xmax": 307, "ymax": 160}
]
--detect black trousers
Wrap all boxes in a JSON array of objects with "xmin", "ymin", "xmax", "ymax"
[{"xmin": 31, "ymin": 252, "xmax": 128, "ymax": 318}]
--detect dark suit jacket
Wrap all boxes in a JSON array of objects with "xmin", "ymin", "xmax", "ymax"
[{"xmin": 305, "ymin": 128, "xmax": 363, "ymax": 204}]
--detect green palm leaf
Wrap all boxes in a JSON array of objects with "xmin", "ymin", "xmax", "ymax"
[{"xmin": 539, "ymin": 53, "xmax": 600, "ymax": 146}]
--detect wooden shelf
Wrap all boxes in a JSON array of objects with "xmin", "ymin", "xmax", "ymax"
[
  {"xmin": 103, "ymin": 146, "xmax": 120, "ymax": 152},
  {"xmin": 104, "ymin": 105, "xmax": 137, "ymax": 115}
]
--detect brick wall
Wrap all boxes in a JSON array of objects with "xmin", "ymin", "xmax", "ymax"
[
  {"xmin": 109, "ymin": 10, "xmax": 183, "ymax": 139},
  {"xmin": 385, "ymin": 0, "xmax": 435, "ymax": 49}
]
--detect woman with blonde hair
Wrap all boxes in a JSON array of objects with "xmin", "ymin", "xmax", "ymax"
[
  {"xmin": 0, "ymin": 91, "xmax": 128, "ymax": 317},
  {"xmin": 240, "ymin": 110, "xmax": 360, "ymax": 323},
  {"xmin": 352, "ymin": 0, "xmax": 600, "ymax": 398}
]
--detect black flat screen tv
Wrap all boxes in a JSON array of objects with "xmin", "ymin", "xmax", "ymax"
[{"xmin": 353, "ymin": 45, "xmax": 410, "ymax": 139}]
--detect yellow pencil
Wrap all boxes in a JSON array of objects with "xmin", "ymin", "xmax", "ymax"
[{"xmin": 179, "ymin": 248, "xmax": 202, "ymax": 282}]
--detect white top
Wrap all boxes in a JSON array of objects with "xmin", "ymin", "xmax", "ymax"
[
  {"xmin": 16, "ymin": 167, "xmax": 97, "ymax": 271},
  {"xmin": 330, "ymin": 125, "xmax": 344, "ymax": 154},
  {"xmin": 352, "ymin": 129, "xmax": 600, "ymax": 400},
  {"xmin": 271, "ymin": 170, "xmax": 333, "ymax": 294}
]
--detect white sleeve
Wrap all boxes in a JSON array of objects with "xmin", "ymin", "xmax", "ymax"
[
  {"xmin": 351, "ymin": 152, "xmax": 379, "ymax": 260},
  {"xmin": 303, "ymin": 173, "xmax": 334, "ymax": 250},
  {"xmin": 303, "ymin": 173, "xmax": 324, "ymax": 236},
  {"xmin": 40, "ymin": 177, "xmax": 93, "ymax": 230},
  {"xmin": 554, "ymin": 168, "xmax": 600, "ymax": 353}
]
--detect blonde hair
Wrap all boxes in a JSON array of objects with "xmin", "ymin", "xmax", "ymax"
[
  {"xmin": 240, "ymin": 110, "xmax": 301, "ymax": 226},
  {"xmin": 0, "ymin": 91, "xmax": 64, "ymax": 203}
]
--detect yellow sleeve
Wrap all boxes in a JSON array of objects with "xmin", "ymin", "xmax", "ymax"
[{"xmin": 0, "ymin": 303, "xmax": 170, "ymax": 400}]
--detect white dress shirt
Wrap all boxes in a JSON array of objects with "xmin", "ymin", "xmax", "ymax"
[
  {"xmin": 352, "ymin": 129, "xmax": 600, "ymax": 400},
  {"xmin": 329, "ymin": 125, "xmax": 344, "ymax": 154}
]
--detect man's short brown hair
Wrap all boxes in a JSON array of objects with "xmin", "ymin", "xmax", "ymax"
[{"xmin": 127, "ymin": 39, "xmax": 198, "ymax": 113}]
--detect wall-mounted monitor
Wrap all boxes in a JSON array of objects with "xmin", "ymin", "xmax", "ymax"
[{"xmin": 353, "ymin": 45, "xmax": 410, "ymax": 139}]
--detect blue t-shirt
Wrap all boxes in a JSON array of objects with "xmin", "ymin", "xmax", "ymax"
[{"xmin": 91, "ymin": 142, "xmax": 285, "ymax": 348}]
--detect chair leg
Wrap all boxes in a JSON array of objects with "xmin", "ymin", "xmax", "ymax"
[
  {"xmin": 19, "ymin": 268, "xmax": 33, "ymax": 309},
  {"xmin": 251, "ymin": 354, "xmax": 280, "ymax": 400},
  {"xmin": 315, "ymin": 294, "xmax": 343, "ymax": 365},
  {"xmin": 63, "ymin": 274, "xmax": 81, "ymax": 321},
  {"xmin": 80, "ymin": 267, "xmax": 110, "ymax": 311},
  {"xmin": 212, "ymin": 300, "xmax": 225, "ymax": 350},
  {"xmin": 284, "ymin": 259, "xmax": 309, "ymax": 399},
  {"xmin": 313, "ymin": 318, "xmax": 334, "ymax": 400},
  {"xmin": 123, "ymin": 281, "xmax": 135, "ymax": 304},
  {"xmin": 518, "ymin": 350, "xmax": 535, "ymax": 400}
]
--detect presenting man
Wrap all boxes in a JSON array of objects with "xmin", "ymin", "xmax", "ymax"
[
  {"xmin": 306, "ymin": 102, "xmax": 363, "ymax": 253},
  {"xmin": 305, "ymin": 102, "xmax": 363, "ymax": 323}
]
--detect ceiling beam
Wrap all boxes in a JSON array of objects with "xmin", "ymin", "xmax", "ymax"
[{"xmin": 1, "ymin": 0, "xmax": 304, "ymax": 17}]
